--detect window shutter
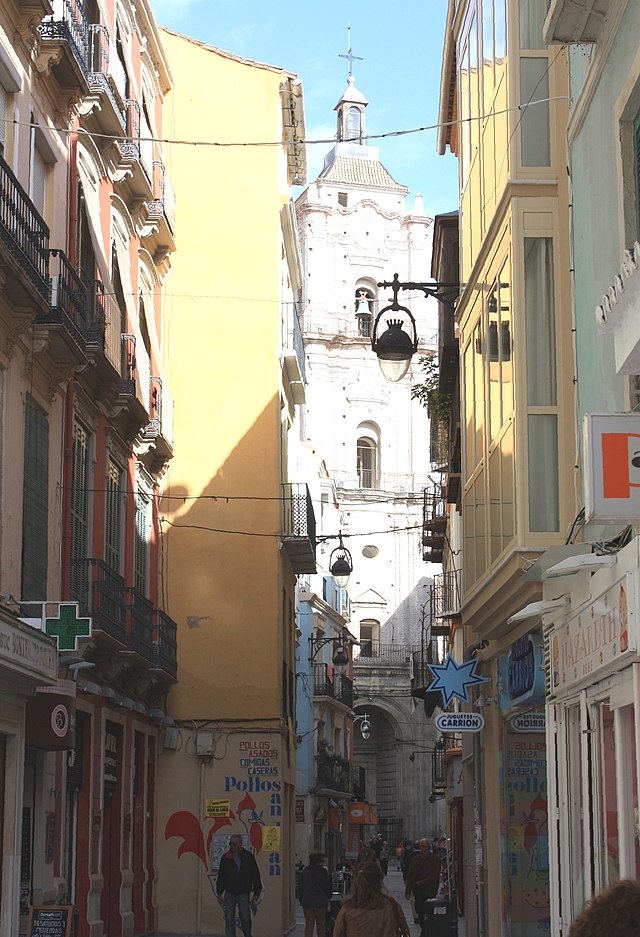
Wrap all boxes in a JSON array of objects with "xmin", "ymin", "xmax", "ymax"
[
  {"xmin": 31, "ymin": 144, "xmax": 46, "ymax": 216},
  {"xmin": 105, "ymin": 460, "xmax": 124, "ymax": 574},
  {"xmin": 21, "ymin": 399, "xmax": 49, "ymax": 601},
  {"xmin": 69, "ymin": 420, "xmax": 90, "ymax": 600},
  {"xmin": 0, "ymin": 86, "xmax": 7, "ymax": 154}
]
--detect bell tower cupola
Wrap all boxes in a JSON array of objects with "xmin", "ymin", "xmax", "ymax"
[{"xmin": 335, "ymin": 26, "xmax": 368, "ymax": 145}]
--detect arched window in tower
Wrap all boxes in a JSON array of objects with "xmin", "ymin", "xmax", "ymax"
[
  {"xmin": 357, "ymin": 437, "xmax": 376, "ymax": 489},
  {"xmin": 355, "ymin": 288, "xmax": 374, "ymax": 337},
  {"xmin": 348, "ymin": 107, "xmax": 361, "ymax": 142}
]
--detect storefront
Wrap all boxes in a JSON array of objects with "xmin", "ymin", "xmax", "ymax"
[
  {"xmin": 0, "ymin": 612, "xmax": 57, "ymax": 936},
  {"xmin": 496, "ymin": 633, "xmax": 549, "ymax": 937},
  {"xmin": 545, "ymin": 538, "xmax": 640, "ymax": 934}
]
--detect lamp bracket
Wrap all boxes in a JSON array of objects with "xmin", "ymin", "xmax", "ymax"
[{"xmin": 377, "ymin": 273, "xmax": 459, "ymax": 312}]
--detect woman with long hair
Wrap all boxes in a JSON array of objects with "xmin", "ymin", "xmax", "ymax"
[{"xmin": 332, "ymin": 862, "xmax": 410, "ymax": 937}]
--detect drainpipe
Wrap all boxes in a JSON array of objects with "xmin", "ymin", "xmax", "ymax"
[{"xmin": 465, "ymin": 640, "xmax": 488, "ymax": 937}]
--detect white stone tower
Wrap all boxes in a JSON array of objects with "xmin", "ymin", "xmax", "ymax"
[{"xmin": 295, "ymin": 59, "xmax": 441, "ymax": 845}]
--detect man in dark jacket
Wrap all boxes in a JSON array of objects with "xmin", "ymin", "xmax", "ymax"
[
  {"xmin": 405, "ymin": 838, "xmax": 442, "ymax": 936},
  {"xmin": 299, "ymin": 852, "xmax": 332, "ymax": 937},
  {"xmin": 216, "ymin": 834, "xmax": 262, "ymax": 937}
]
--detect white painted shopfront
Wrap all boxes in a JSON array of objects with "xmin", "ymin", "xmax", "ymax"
[{"xmin": 544, "ymin": 537, "xmax": 640, "ymax": 934}]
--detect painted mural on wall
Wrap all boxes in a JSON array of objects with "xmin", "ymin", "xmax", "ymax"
[
  {"xmin": 164, "ymin": 735, "xmax": 283, "ymax": 884},
  {"xmin": 505, "ymin": 731, "xmax": 549, "ymax": 935}
]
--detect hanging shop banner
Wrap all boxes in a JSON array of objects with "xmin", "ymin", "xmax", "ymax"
[
  {"xmin": 585, "ymin": 413, "xmax": 640, "ymax": 521},
  {"xmin": 295, "ymin": 798, "xmax": 305, "ymax": 823},
  {"xmin": 498, "ymin": 634, "xmax": 546, "ymax": 712},
  {"xmin": 548, "ymin": 572, "xmax": 638, "ymax": 693},
  {"xmin": 505, "ymin": 731, "xmax": 549, "ymax": 934}
]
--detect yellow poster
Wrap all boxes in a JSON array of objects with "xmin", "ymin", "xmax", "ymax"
[
  {"xmin": 205, "ymin": 799, "xmax": 231, "ymax": 818},
  {"xmin": 262, "ymin": 825, "xmax": 281, "ymax": 853}
]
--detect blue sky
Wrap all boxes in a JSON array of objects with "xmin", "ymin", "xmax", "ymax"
[{"xmin": 150, "ymin": 0, "xmax": 459, "ymax": 217}]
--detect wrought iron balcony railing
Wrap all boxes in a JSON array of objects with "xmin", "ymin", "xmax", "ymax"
[
  {"xmin": 0, "ymin": 151, "xmax": 50, "ymax": 299},
  {"xmin": 87, "ymin": 24, "xmax": 127, "ymax": 129},
  {"xmin": 410, "ymin": 639, "xmax": 448, "ymax": 698},
  {"xmin": 146, "ymin": 375, "xmax": 174, "ymax": 447},
  {"xmin": 39, "ymin": 0, "xmax": 89, "ymax": 78},
  {"xmin": 70, "ymin": 558, "xmax": 127, "ymax": 644},
  {"xmin": 313, "ymin": 665, "xmax": 353, "ymax": 707},
  {"xmin": 281, "ymin": 482, "xmax": 316, "ymax": 574},
  {"xmin": 47, "ymin": 248, "xmax": 88, "ymax": 328},
  {"xmin": 126, "ymin": 587, "xmax": 155, "ymax": 661},
  {"xmin": 86, "ymin": 281, "xmax": 122, "ymax": 371},
  {"xmin": 432, "ymin": 569, "xmax": 461, "ymax": 620},
  {"xmin": 354, "ymin": 641, "xmax": 421, "ymax": 665},
  {"xmin": 316, "ymin": 750, "xmax": 351, "ymax": 793},
  {"xmin": 155, "ymin": 609, "xmax": 177, "ymax": 679},
  {"xmin": 119, "ymin": 333, "xmax": 150, "ymax": 410}
]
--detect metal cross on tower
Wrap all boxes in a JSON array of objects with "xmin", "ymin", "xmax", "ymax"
[{"xmin": 339, "ymin": 23, "xmax": 363, "ymax": 77}]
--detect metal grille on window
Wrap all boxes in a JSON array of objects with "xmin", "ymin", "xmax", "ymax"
[
  {"xmin": 134, "ymin": 491, "xmax": 149, "ymax": 595},
  {"xmin": 105, "ymin": 460, "xmax": 123, "ymax": 573},
  {"xmin": 21, "ymin": 399, "xmax": 49, "ymax": 601},
  {"xmin": 70, "ymin": 420, "xmax": 90, "ymax": 603}
]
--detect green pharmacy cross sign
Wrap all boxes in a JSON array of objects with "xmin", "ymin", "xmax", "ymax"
[{"xmin": 45, "ymin": 603, "xmax": 92, "ymax": 651}]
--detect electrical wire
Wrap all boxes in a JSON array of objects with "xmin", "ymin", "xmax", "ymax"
[
  {"xmin": 4, "ymin": 95, "xmax": 570, "ymax": 151},
  {"xmin": 159, "ymin": 516, "xmax": 424, "ymax": 539}
]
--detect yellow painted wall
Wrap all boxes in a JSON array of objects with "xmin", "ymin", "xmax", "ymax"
[
  {"xmin": 161, "ymin": 31, "xmax": 292, "ymax": 719},
  {"xmin": 156, "ymin": 31, "xmax": 299, "ymax": 936}
]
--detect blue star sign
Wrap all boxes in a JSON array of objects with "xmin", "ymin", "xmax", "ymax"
[{"xmin": 428, "ymin": 654, "xmax": 490, "ymax": 707}]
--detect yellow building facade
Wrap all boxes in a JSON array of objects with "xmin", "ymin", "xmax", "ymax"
[
  {"xmin": 438, "ymin": 1, "xmax": 575, "ymax": 934},
  {"xmin": 156, "ymin": 31, "xmax": 309, "ymax": 936}
]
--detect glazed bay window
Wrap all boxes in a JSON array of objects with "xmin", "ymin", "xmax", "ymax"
[
  {"xmin": 488, "ymin": 258, "xmax": 513, "ymax": 440},
  {"xmin": 519, "ymin": 0, "xmax": 550, "ymax": 168},
  {"xmin": 525, "ymin": 237, "xmax": 559, "ymax": 532}
]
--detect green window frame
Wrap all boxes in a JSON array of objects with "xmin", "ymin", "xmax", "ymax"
[{"xmin": 21, "ymin": 398, "xmax": 49, "ymax": 600}]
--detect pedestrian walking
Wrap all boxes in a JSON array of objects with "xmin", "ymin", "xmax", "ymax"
[
  {"xmin": 332, "ymin": 861, "xmax": 410, "ymax": 937},
  {"xmin": 380, "ymin": 841, "xmax": 390, "ymax": 876},
  {"xmin": 405, "ymin": 838, "xmax": 441, "ymax": 936},
  {"xmin": 299, "ymin": 852, "xmax": 332, "ymax": 937},
  {"xmin": 568, "ymin": 879, "xmax": 640, "ymax": 937},
  {"xmin": 216, "ymin": 834, "xmax": 262, "ymax": 937}
]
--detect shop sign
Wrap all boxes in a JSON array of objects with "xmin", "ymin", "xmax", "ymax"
[
  {"xmin": 104, "ymin": 730, "xmax": 118, "ymax": 788},
  {"xmin": 205, "ymin": 799, "xmax": 230, "ymax": 818},
  {"xmin": 585, "ymin": 412, "xmax": 640, "ymax": 521},
  {"xmin": 435, "ymin": 712, "xmax": 484, "ymax": 732},
  {"xmin": 498, "ymin": 634, "xmax": 546, "ymax": 711},
  {"xmin": 25, "ymin": 690, "xmax": 76, "ymax": 750},
  {"xmin": 510, "ymin": 712, "xmax": 546, "ymax": 733},
  {"xmin": 549, "ymin": 572, "xmax": 637, "ymax": 693},
  {"xmin": 348, "ymin": 802, "xmax": 378, "ymax": 825},
  {"xmin": 0, "ymin": 616, "xmax": 56, "ymax": 682},
  {"xmin": 295, "ymin": 798, "xmax": 305, "ymax": 823}
]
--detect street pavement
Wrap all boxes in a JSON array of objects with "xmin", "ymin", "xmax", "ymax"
[{"xmin": 156, "ymin": 864, "xmax": 465, "ymax": 936}]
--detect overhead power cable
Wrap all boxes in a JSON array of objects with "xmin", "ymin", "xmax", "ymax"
[{"xmin": 3, "ymin": 96, "xmax": 570, "ymax": 150}]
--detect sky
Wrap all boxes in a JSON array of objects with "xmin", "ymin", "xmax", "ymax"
[{"xmin": 149, "ymin": 0, "xmax": 459, "ymax": 217}]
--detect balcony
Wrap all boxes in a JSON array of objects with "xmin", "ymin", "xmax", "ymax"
[
  {"xmin": 83, "ymin": 24, "xmax": 127, "ymax": 134},
  {"xmin": 332, "ymin": 470, "xmax": 432, "ymax": 493},
  {"xmin": 312, "ymin": 664, "xmax": 354, "ymax": 708},
  {"xmin": 34, "ymin": 249, "xmax": 88, "ymax": 365},
  {"xmin": 354, "ymin": 641, "xmax": 420, "ymax": 665},
  {"xmin": 544, "ymin": 0, "xmax": 612, "ymax": 43},
  {"xmin": 154, "ymin": 609, "xmax": 177, "ymax": 681},
  {"xmin": 282, "ymin": 482, "xmax": 316, "ymax": 574},
  {"xmin": 142, "ymin": 159, "xmax": 176, "ymax": 258},
  {"xmin": 126, "ymin": 587, "xmax": 155, "ymax": 663},
  {"xmin": 432, "ymin": 570, "xmax": 461, "ymax": 622},
  {"xmin": 70, "ymin": 558, "xmax": 127, "ymax": 646},
  {"xmin": 38, "ymin": 0, "xmax": 89, "ymax": 93},
  {"xmin": 141, "ymin": 376, "xmax": 174, "ymax": 469},
  {"xmin": 115, "ymin": 333, "xmax": 152, "ymax": 438},
  {"xmin": 316, "ymin": 748, "xmax": 351, "ymax": 795},
  {"xmin": 0, "ymin": 151, "xmax": 50, "ymax": 307},
  {"xmin": 410, "ymin": 639, "xmax": 447, "ymax": 708},
  {"xmin": 82, "ymin": 281, "xmax": 124, "ymax": 393},
  {"xmin": 422, "ymin": 486, "xmax": 446, "ymax": 564}
]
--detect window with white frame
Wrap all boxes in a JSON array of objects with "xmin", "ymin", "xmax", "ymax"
[
  {"xmin": 105, "ymin": 458, "xmax": 124, "ymax": 574},
  {"xmin": 134, "ymin": 480, "xmax": 151, "ymax": 596}
]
